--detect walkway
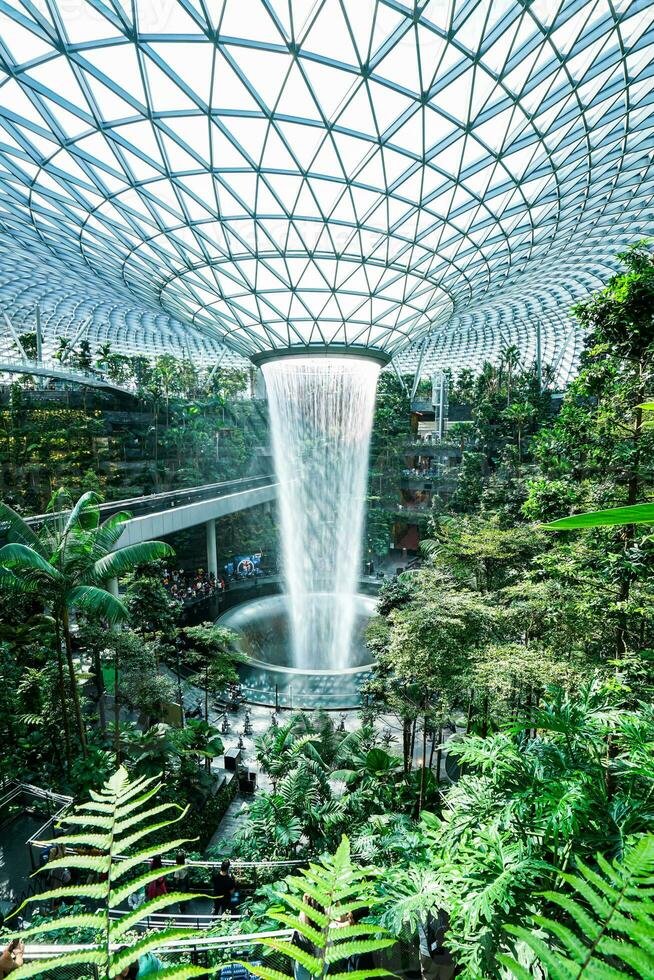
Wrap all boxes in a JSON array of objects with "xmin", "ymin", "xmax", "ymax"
[
  {"xmin": 205, "ymin": 793, "xmax": 249, "ymax": 854},
  {"xmin": 0, "ymin": 356, "xmax": 134, "ymax": 394},
  {"xmin": 22, "ymin": 476, "xmax": 278, "ymax": 550}
]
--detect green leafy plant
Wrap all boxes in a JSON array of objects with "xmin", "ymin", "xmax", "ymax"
[
  {"xmin": 543, "ymin": 503, "xmax": 654, "ymax": 530},
  {"xmin": 499, "ymin": 834, "xmax": 654, "ymax": 979},
  {"xmin": 241, "ymin": 835, "xmax": 393, "ymax": 979},
  {"xmin": 0, "ymin": 490, "xmax": 173, "ymax": 765},
  {"xmin": 8, "ymin": 766, "xmax": 211, "ymax": 979}
]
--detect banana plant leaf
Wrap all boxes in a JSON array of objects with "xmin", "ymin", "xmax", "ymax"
[{"xmin": 543, "ymin": 502, "xmax": 654, "ymax": 530}]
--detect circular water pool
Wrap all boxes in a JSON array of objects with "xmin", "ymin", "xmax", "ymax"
[{"xmin": 217, "ymin": 592, "xmax": 375, "ymax": 709}]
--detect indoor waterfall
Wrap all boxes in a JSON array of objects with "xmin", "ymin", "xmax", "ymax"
[{"xmin": 262, "ymin": 356, "xmax": 380, "ymax": 671}]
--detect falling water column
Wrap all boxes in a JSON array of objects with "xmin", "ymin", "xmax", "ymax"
[{"xmin": 262, "ymin": 355, "xmax": 380, "ymax": 672}]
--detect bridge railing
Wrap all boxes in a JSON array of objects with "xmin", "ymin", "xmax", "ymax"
[
  {"xmin": 20, "ymin": 475, "xmax": 276, "ymax": 527},
  {"xmin": 0, "ymin": 356, "xmax": 134, "ymax": 392},
  {"xmin": 20, "ymin": 932, "xmax": 294, "ymax": 980}
]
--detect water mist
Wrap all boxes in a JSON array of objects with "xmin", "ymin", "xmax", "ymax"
[{"xmin": 262, "ymin": 356, "xmax": 380, "ymax": 671}]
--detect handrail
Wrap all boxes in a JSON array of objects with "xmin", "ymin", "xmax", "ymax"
[
  {"xmin": 22, "ymin": 930, "xmax": 294, "ymax": 959},
  {"xmin": 22, "ymin": 475, "xmax": 276, "ymax": 526},
  {"xmin": 107, "ymin": 909, "xmax": 247, "ymax": 929},
  {"xmin": 27, "ymin": 824, "xmax": 306, "ymax": 872},
  {"xmin": 0, "ymin": 357, "xmax": 134, "ymax": 394}
]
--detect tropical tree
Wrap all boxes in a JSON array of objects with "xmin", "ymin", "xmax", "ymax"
[
  {"xmin": 183, "ymin": 622, "xmax": 240, "ymax": 728},
  {"xmin": 502, "ymin": 400, "xmax": 536, "ymax": 467},
  {"xmin": 176, "ymin": 718, "xmax": 225, "ymax": 780},
  {"xmin": 255, "ymin": 717, "xmax": 321, "ymax": 791},
  {"xmin": 0, "ymin": 490, "xmax": 173, "ymax": 765}
]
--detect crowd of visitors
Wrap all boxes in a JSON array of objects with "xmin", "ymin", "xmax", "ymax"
[
  {"xmin": 161, "ymin": 567, "xmax": 225, "ymax": 604},
  {"xmin": 161, "ymin": 555, "xmax": 269, "ymax": 606}
]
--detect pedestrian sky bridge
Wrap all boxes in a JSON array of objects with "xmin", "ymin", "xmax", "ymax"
[
  {"xmin": 0, "ymin": 356, "xmax": 134, "ymax": 395},
  {"xmin": 23, "ymin": 476, "xmax": 278, "ymax": 579}
]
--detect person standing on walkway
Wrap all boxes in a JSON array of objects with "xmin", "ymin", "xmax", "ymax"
[
  {"xmin": 212, "ymin": 860, "xmax": 236, "ymax": 915},
  {"xmin": 173, "ymin": 851, "xmax": 189, "ymax": 914}
]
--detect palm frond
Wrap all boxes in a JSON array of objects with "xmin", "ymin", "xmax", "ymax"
[
  {"xmin": 66, "ymin": 585, "xmax": 127, "ymax": 624},
  {"xmin": 91, "ymin": 511, "xmax": 132, "ymax": 558},
  {"xmin": 93, "ymin": 541, "xmax": 174, "ymax": 582},
  {"xmin": 0, "ymin": 567, "xmax": 39, "ymax": 594},
  {"xmin": 0, "ymin": 542, "xmax": 61, "ymax": 580},
  {"xmin": 0, "ymin": 502, "xmax": 46, "ymax": 555},
  {"xmin": 61, "ymin": 489, "xmax": 102, "ymax": 535}
]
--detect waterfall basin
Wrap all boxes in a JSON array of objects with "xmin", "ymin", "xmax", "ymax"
[{"xmin": 217, "ymin": 592, "xmax": 375, "ymax": 710}]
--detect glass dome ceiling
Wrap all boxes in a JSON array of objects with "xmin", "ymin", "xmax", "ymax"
[{"xmin": 0, "ymin": 0, "xmax": 653, "ymax": 367}]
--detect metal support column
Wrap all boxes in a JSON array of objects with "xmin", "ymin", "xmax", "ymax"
[{"xmin": 205, "ymin": 518, "xmax": 218, "ymax": 578}]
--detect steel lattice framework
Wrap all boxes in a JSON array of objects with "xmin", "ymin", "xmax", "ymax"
[{"xmin": 0, "ymin": 0, "xmax": 653, "ymax": 378}]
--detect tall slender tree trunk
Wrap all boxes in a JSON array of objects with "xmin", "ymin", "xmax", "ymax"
[
  {"xmin": 481, "ymin": 696, "xmax": 489, "ymax": 738},
  {"xmin": 616, "ymin": 366, "xmax": 645, "ymax": 656},
  {"xmin": 61, "ymin": 606, "xmax": 88, "ymax": 759},
  {"xmin": 54, "ymin": 616, "xmax": 72, "ymax": 774},
  {"xmin": 435, "ymin": 727, "xmax": 443, "ymax": 787},
  {"xmin": 418, "ymin": 713, "xmax": 428, "ymax": 815},
  {"xmin": 94, "ymin": 648, "xmax": 106, "ymax": 734},
  {"xmin": 466, "ymin": 695, "xmax": 474, "ymax": 733},
  {"xmin": 176, "ymin": 647, "xmax": 185, "ymax": 728},
  {"xmin": 402, "ymin": 718, "xmax": 411, "ymax": 773},
  {"xmin": 204, "ymin": 666, "xmax": 212, "ymax": 774},
  {"xmin": 61, "ymin": 607, "xmax": 87, "ymax": 757}
]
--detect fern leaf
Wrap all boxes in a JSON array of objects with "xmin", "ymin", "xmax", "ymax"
[
  {"xmin": 9, "ymin": 950, "xmax": 105, "ymax": 980},
  {"xmin": 8, "ymin": 913, "xmax": 104, "ymax": 938},
  {"xmin": 327, "ymin": 971, "xmax": 393, "ymax": 980},
  {"xmin": 324, "ymin": 940, "xmax": 394, "ymax": 964},
  {"xmin": 13, "ymin": 882, "xmax": 107, "ymax": 914},
  {"xmin": 109, "ymin": 893, "xmax": 207, "ymax": 940},
  {"xmin": 109, "ymin": 930, "xmax": 201, "ymax": 976},
  {"xmin": 237, "ymin": 965, "xmax": 293, "ymax": 980},
  {"xmin": 116, "ymin": 810, "xmax": 191, "ymax": 854},
  {"xmin": 530, "ymin": 915, "xmax": 592, "ymax": 965},
  {"xmin": 316, "ymin": 924, "xmax": 383, "ymax": 941},
  {"xmin": 114, "ymin": 801, "xmax": 184, "ymax": 835},
  {"xmin": 112, "ymin": 783, "xmax": 162, "ymax": 818},
  {"xmin": 505, "ymin": 835, "xmax": 654, "ymax": 979},
  {"xmin": 275, "ymin": 891, "xmax": 329, "ymax": 928},
  {"xmin": 258, "ymin": 940, "xmax": 322, "ymax": 975},
  {"xmin": 33, "ymin": 854, "xmax": 110, "ymax": 876},
  {"xmin": 266, "ymin": 912, "xmax": 324, "ymax": 947},
  {"xmin": 110, "ymin": 838, "xmax": 194, "ymax": 880},
  {"xmin": 495, "ymin": 959, "xmax": 535, "ymax": 980},
  {"xmin": 109, "ymin": 866, "xmax": 193, "ymax": 907},
  {"xmin": 597, "ymin": 936, "xmax": 654, "ymax": 975},
  {"xmin": 539, "ymin": 893, "xmax": 602, "ymax": 942},
  {"xmin": 61, "ymin": 813, "xmax": 115, "ymax": 829},
  {"xmin": 504, "ymin": 926, "xmax": 578, "ymax": 980},
  {"xmin": 39, "ymin": 832, "xmax": 112, "ymax": 850},
  {"xmin": 75, "ymin": 801, "xmax": 116, "ymax": 815},
  {"xmin": 141, "ymin": 968, "xmax": 223, "ymax": 980}
]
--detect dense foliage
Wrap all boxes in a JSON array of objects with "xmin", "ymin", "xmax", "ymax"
[
  {"xmin": 2, "ymin": 246, "xmax": 654, "ymax": 977},
  {"xmin": 0, "ymin": 354, "xmax": 264, "ymax": 512}
]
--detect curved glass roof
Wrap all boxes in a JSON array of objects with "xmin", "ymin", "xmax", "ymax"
[{"xmin": 0, "ymin": 0, "xmax": 653, "ymax": 368}]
